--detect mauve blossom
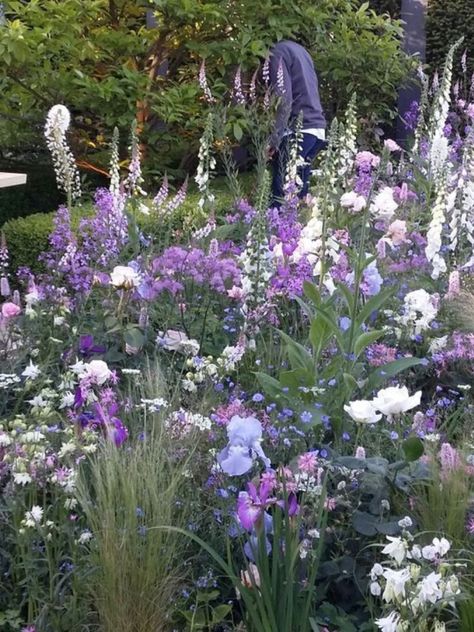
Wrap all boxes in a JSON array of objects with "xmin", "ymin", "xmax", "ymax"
[
  {"xmin": 1, "ymin": 302, "xmax": 21, "ymax": 318},
  {"xmin": 384, "ymin": 139, "xmax": 402, "ymax": 153},
  {"xmin": 385, "ymin": 220, "xmax": 407, "ymax": 246}
]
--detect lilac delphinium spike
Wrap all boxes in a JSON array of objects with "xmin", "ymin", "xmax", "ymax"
[
  {"xmin": 232, "ymin": 67, "xmax": 246, "ymax": 105},
  {"xmin": 199, "ymin": 60, "xmax": 215, "ymax": 103},
  {"xmin": 0, "ymin": 232, "xmax": 10, "ymax": 297},
  {"xmin": 153, "ymin": 174, "xmax": 169, "ymax": 211},
  {"xmin": 276, "ymin": 59, "xmax": 285, "ymax": 95},
  {"xmin": 164, "ymin": 177, "xmax": 188, "ymax": 214}
]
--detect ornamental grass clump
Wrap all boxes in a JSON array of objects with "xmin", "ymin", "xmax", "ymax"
[{"xmin": 76, "ymin": 423, "xmax": 193, "ymax": 632}]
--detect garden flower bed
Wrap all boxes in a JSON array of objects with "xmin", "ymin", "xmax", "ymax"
[{"xmin": 0, "ymin": 43, "xmax": 474, "ymax": 632}]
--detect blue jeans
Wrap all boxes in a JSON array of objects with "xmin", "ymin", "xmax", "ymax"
[{"xmin": 271, "ymin": 133, "xmax": 326, "ymax": 206}]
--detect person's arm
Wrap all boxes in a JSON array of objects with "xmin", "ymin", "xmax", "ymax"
[{"xmin": 269, "ymin": 53, "xmax": 292, "ymax": 150}]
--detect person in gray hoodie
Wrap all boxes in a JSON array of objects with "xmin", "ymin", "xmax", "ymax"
[{"xmin": 268, "ymin": 40, "xmax": 326, "ymax": 205}]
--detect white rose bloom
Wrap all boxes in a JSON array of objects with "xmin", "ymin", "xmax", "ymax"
[
  {"xmin": 371, "ymin": 187, "xmax": 398, "ymax": 221},
  {"xmin": 373, "ymin": 385, "xmax": 421, "ymax": 416},
  {"xmin": 157, "ymin": 330, "xmax": 199, "ymax": 355},
  {"xmin": 344, "ymin": 400, "xmax": 382, "ymax": 424},
  {"xmin": 110, "ymin": 265, "xmax": 141, "ymax": 289},
  {"xmin": 340, "ymin": 191, "xmax": 366, "ymax": 212},
  {"xmin": 83, "ymin": 360, "xmax": 112, "ymax": 385}
]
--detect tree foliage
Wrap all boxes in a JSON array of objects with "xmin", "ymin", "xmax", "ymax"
[{"xmin": 0, "ymin": 0, "xmax": 411, "ymax": 176}]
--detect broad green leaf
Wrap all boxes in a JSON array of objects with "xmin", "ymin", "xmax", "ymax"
[
  {"xmin": 124, "ymin": 327, "xmax": 145, "ymax": 350},
  {"xmin": 255, "ymin": 372, "xmax": 283, "ymax": 400},
  {"xmin": 367, "ymin": 357, "xmax": 424, "ymax": 391},
  {"xmin": 279, "ymin": 330, "xmax": 313, "ymax": 372},
  {"xmin": 353, "ymin": 329, "xmax": 384, "ymax": 359},
  {"xmin": 355, "ymin": 286, "xmax": 395, "ymax": 329},
  {"xmin": 402, "ymin": 437, "xmax": 424, "ymax": 462}
]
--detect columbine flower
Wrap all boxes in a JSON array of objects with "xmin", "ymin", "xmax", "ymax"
[
  {"xmin": 217, "ymin": 415, "xmax": 270, "ymax": 476},
  {"xmin": 372, "ymin": 385, "xmax": 421, "ymax": 416},
  {"xmin": 344, "ymin": 400, "xmax": 382, "ymax": 424},
  {"xmin": 381, "ymin": 536, "xmax": 408, "ymax": 565},
  {"xmin": 421, "ymin": 537, "xmax": 451, "ymax": 561},
  {"xmin": 110, "ymin": 265, "xmax": 141, "ymax": 289},
  {"xmin": 375, "ymin": 610, "xmax": 401, "ymax": 632},
  {"xmin": 382, "ymin": 568, "xmax": 411, "ymax": 603},
  {"xmin": 417, "ymin": 572, "xmax": 442, "ymax": 604},
  {"xmin": 21, "ymin": 360, "xmax": 41, "ymax": 380},
  {"xmin": 23, "ymin": 505, "xmax": 44, "ymax": 527}
]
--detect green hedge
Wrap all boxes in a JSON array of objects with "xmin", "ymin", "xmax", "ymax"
[{"xmin": 427, "ymin": 0, "xmax": 474, "ymax": 77}]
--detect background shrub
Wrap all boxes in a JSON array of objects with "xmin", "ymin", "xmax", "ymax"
[{"xmin": 426, "ymin": 0, "xmax": 474, "ymax": 78}]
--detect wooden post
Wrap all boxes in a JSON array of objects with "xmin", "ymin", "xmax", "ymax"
[{"xmin": 396, "ymin": 0, "xmax": 429, "ymax": 146}]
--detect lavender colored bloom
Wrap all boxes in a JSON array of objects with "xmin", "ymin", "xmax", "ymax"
[
  {"xmin": 217, "ymin": 415, "xmax": 270, "ymax": 476},
  {"xmin": 78, "ymin": 334, "xmax": 106, "ymax": 358}
]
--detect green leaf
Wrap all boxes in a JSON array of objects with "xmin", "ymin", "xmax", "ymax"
[
  {"xmin": 352, "ymin": 510, "xmax": 378, "ymax": 536},
  {"xmin": 355, "ymin": 286, "xmax": 395, "ymax": 329},
  {"xmin": 402, "ymin": 437, "xmax": 424, "ymax": 462},
  {"xmin": 124, "ymin": 327, "xmax": 145, "ymax": 350},
  {"xmin": 233, "ymin": 122, "xmax": 243, "ymax": 141},
  {"xmin": 367, "ymin": 357, "xmax": 425, "ymax": 391},
  {"xmin": 303, "ymin": 281, "xmax": 322, "ymax": 305},
  {"xmin": 211, "ymin": 604, "xmax": 232, "ymax": 623},
  {"xmin": 255, "ymin": 372, "xmax": 283, "ymax": 400},
  {"xmin": 279, "ymin": 330, "xmax": 313, "ymax": 372},
  {"xmin": 353, "ymin": 329, "xmax": 383, "ymax": 359}
]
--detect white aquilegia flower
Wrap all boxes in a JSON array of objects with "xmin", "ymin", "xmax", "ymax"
[
  {"xmin": 371, "ymin": 187, "xmax": 398, "ymax": 221},
  {"xmin": 372, "ymin": 385, "xmax": 421, "ymax": 416},
  {"xmin": 344, "ymin": 400, "xmax": 382, "ymax": 424},
  {"xmin": 417, "ymin": 572, "xmax": 442, "ymax": 605},
  {"xmin": 421, "ymin": 537, "xmax": 451, "ymax": 561},
  {"xmin": 110, "ymin": 265, "xmax": 141, "ymax": 290},
  {"xmin": 24, "ymin": 505, "xmax": 44, "ymax": 527},
  {"xmin": 381, "ymin": 536, "xmax": 408, "ymax": 565},
  {"xmin": 375, "ymin": 610, "xmax": 401, "ymax": 632},
  {"xmin": 382, "ymin": 567, "xmax": 411, "ymax": 603},
  {"xmin": 21, "ymin": 360, "xmax": 41, "ymax": 380}
]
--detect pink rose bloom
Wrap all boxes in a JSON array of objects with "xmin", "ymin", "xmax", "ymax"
[
  {"xmin": 384, "ymin": 138, "xmax": 402, "ymax": 152},
  {"xmin": 227, "ymin": 285, "xmax": 244, "ymax": 299},
  {"xmin": 386, "ymin": 219, "xmax": 407, "ymax": 245},
  {"xmin": 355, "ymin": 151, "xmax": 380, "ymax": 169},
  {"xmin": 2, "ymin": 302, "xmax": 21, "ymax": 318}
]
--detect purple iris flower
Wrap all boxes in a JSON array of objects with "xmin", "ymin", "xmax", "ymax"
[
  {"xmin": 237, "ymin": 479, "xmax": 275, "ymax": 530},
  {"xmin": 93, "ymin": 402, "xmax": 129, "ymax": 446},
  {"xmin": 79, "ymin": 335, "xmax": 106, "ymax": 358},
  {"xmin": 217, "ymin": 415, "xmax": 270, "ymax": 476}
]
